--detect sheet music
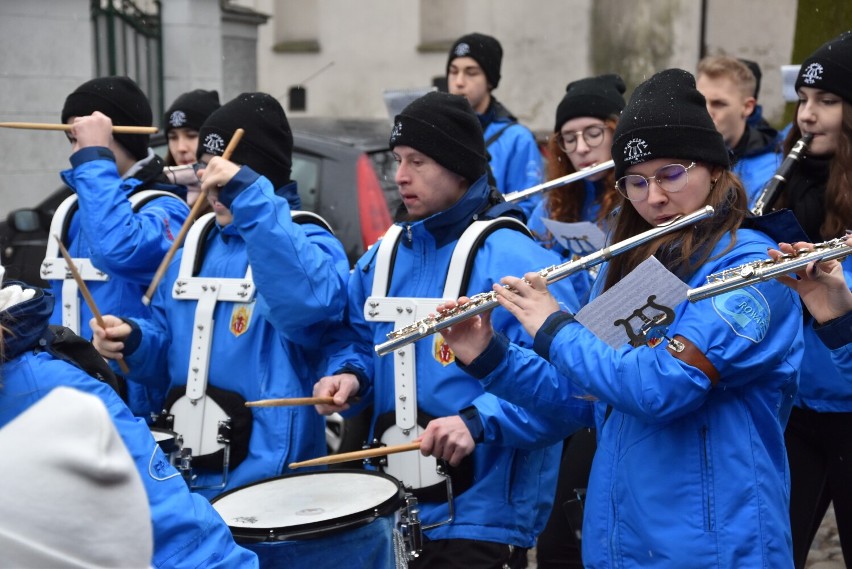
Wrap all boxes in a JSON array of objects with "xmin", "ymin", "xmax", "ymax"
[
  {"xmin": 540, "ymin": 219, "xmax": 606, "ymax": 255},
  {"xmin": 575, "ymin": 256, "xmax": 689, "ymax": 348}
]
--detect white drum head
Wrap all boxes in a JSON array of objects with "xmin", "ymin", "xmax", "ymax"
[{"xmin": 213, "ymin": 471, "xmax": 401, "ymax": 530}]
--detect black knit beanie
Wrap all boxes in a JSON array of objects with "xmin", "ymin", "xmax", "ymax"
[
  {"xmin": 612, "ymin": 68, "xmax": 729, "ymax": 179},
  {"xmin": 795, "ymin": 31, "xmax": 852, "ymax": 105},
  {"xmin": 389, "ymin": 91, "xmax": 488, "ymax": 185},
  {"xmin": 554, "ymin": 74, "xmax": 626, "ymax": 132},
  {"xmin": 164, "ymin": 89, "xmax": 220, "ymax": 135},
  {"xmin": 197, "ymin": 92, "xmax": 293, "ymax": 190},
  {"xmin": 447, "ymin": 33, "xmax": 503, "ymax": 89},
  {"xmin": 738, "ymin": 59, "xmax": 762, "ymax": 99},
  {"xmin": 61, "ymin": 76, "xmax": 152, "ymax": 161}
]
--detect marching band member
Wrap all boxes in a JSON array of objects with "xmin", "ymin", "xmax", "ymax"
[
  {"xmin": 771, "ymin": 237, "xmax": 852, "ymax": 359},
  {"xmin": 528, "ymin": 73, "xmax": 626, "ymax": 569},
  {"xmin": 163, "ymin": 89, "xmax": 220, "ymax": 209},
  {"xmin": 528, "ymin": 73, "xmax": 625, "ymax": 301},
  {"xmin": 439, "ymin": 69, "xmax": 804, "ymax": 568},
  {"xmin": 49, "ymin": 76, "xmax": 190, "ymax": 419},
  {"xmin": 0, "ymin": 276, "xmax": 258, "ymax": 567},
  {"xmin": 774, "ymin": 31, "xmax": 852, "ymax": 568},
  {"xmin": 91, "ymin": 92, "xmax": 349, "ymax": 498},
  {"xmin": 313, "ymin": 91, "xmax": 582, "ymax": 569},
  {"xmin": 446, "ymin": 32, "xmax": 543, "ymax": 220}
]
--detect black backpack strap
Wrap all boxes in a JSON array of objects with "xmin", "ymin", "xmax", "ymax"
[
  {"xmin": 38, "ymin": 325, "xmax": 127, "ymax": 401},
  {"xmin": 485, "ymin": 122, "xmax": 516, "ymax": 147}
]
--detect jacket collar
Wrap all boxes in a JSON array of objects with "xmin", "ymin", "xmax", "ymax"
[{"xmin": 1, "ymin": 283, "xmax": 53, "ymax": 362}]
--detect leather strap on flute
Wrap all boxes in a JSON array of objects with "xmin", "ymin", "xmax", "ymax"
[
  {"xmin": 142, "ymin": 128, "xmax": 245, "ymax": 305},
  {"xmin": 668, "ymin": 334, "xmax": 719, "ymax": 386}
]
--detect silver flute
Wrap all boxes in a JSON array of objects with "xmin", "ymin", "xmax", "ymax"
[
  {"xmin": 375, "ymin": 205, "xmax": 715, "ymax": 356},
  {"xmin": 502, "ymin": 160, "xmax": 614, "ymax": 203},
  {"xmin": 687, "ymin": 236, "xmax": 851, "ymax": 302}
]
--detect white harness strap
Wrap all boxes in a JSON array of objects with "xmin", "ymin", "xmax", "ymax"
[
  {"xmin": 41, "ymin": 190, "xmax": 177, "ymax": 334},
  {"xmin": 170, "ymin": 210, "xmax": 322, "ymax": 458},
  {"xmin": 365, "ymin": 219, "xmax": 523, "ymax": 488}
]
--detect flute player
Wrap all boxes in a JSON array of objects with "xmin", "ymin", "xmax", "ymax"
[{"xmin": 438, "ymin": 69, "xmax": 805, "ymax": 568}]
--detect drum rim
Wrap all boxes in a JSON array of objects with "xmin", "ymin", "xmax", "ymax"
[{"xmin": 210, "ymin": 470, "xmax": 404, "ymax": 543}]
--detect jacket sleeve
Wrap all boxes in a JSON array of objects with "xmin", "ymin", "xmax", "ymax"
[
  {"xmin": 120, "ymin": 259, "xmax": 180, "ymax": 386},
  {"xmin": 223, "ymin": 168, "xmax": 349, "ymax": 343},
  {"xmin": 67, "ymin": 148, "xmax": 190, "ymax": 284},
  {"xmin": 462, "ymin": 332, "xmax": 597, "ymax": 429},
  {"xmin": 815, "ymin": 311, "xmax": 852, "ymax": 381},
  {"xmin": 542, "ymin": 278, "xmax": 802, "ymax": 423},
  {"xmin": 33, "ymin": 359, "xmax": 258, "ymax": 568}
]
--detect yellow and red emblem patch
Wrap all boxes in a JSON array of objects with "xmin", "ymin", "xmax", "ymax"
[
  {"xmin": 230, "ymin": 303, "xmax": 253, "ymax": 337},
  {"xmin": 433, "ymin": 335, "xmax": 455, "ymax": 366}
]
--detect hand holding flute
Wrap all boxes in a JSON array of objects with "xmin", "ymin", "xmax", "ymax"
[{"xmin": 769, "ymin": 236, "xmax": 852, "ymax": 324}]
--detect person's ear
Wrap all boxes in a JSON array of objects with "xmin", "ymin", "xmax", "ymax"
[{"xmin": 742, "ymin": 96, "xmax": 757, "ymax": 119}]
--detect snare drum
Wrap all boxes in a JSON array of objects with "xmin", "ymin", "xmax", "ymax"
[{"xmin": 211, "ymin": 470, "xmax": 406, "ymax": 569}]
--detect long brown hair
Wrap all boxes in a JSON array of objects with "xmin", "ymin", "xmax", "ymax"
[
  {"xmin": 545, "ymin": 116, "xmax": 621, "ymax": 225},
  {"xmin": 783, "ymin": 100, "xmax": 852, "ymax": 239},
  {"xmin": 602, "ymin": 167, "xmax": 750, "ymax": 293}
]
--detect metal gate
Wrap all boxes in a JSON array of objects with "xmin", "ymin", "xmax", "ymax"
[{"xmin": 91, "ymin": 0, "xmax": 164, "ymax": 122}]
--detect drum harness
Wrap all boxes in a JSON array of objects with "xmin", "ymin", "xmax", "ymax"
[
  {"xmin": 42, "ymin": 190, "xmax": 181, "ymax": 333},
  {"xmin": 365, "ymin": 215, "xmax": 530, "ymax": 560}
]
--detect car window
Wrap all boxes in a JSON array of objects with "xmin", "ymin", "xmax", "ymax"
[
  {"xmin": 291, "ymin": 152, "xmax": 320, "ymax": 213},
  {"xmin": 369, "ymin": 150, "xmax": 401, "ymax": 215}
]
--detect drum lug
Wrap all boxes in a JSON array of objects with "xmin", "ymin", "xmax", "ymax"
[
  {"xmin": 399, "ymin": 493, "xmax": 423, "ymax": 560},
  {"xmin": 217, "ymin": 419, "xmax": 232, "ymax": 444},
  {"xmin": 363, "ymin": 439, "xmax": 389, "ymax": 468}
]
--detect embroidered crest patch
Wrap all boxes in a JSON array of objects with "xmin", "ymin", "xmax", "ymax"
[
  {"xmin": 230, "ymin": 303, "xmax": 254, "ymax": 337},
  {"xmin": 433, "ymin": 335, "xmax": 455, "ymax": 366},
  {"xmin": 712, "ymin": 287, "xmax": 770, "ymax": 343}
]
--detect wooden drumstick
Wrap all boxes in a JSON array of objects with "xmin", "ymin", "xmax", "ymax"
[
  {"xmin": 0, "ymin": 122, "xmax": 158, "ymax": 134},
  {"xmin": 142, "ymin": 127, "xmax": 245, "ymax": 305},
  {"xmin": 245, "ymin": 396, "xmax": 359, "ymax": 408},
  {"xmin": 289, "ymin": 441, "xmax": 421, "ymax": 469},
  {"xmin": 53, "ymin": 235, "xmax": 130, "ymax": 375}
]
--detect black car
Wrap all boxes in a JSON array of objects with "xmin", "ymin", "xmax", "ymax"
[{"xmin": 0, "ymin": 118, "xmax": 398, "ymax": 286}]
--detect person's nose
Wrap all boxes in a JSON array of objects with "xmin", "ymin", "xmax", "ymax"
[{"xmin": 646, "ymin": 178, "xmax": 669, "ymax": 205}]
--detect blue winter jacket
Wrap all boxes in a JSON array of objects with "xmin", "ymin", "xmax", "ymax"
[
  {"xmin": 731, "ymin": 122, "xmax": 781, "ymax": 207},
  {"xmin": 463, "ymin": 227, "xmax": 804, "ymax": 568},
  {"xmin": 795, "ymin": 257, "xmax": 852, "ymax": 411},
  {"xmin": 51, "ymin": 147, "xmax": 190, "ymax": 418},
  {"xmin": 52, "ymin": 148, "xmax": 190, "ymax": 339},
  {"xmin": 481, "ymin": 98, "xmax": 543, "ymax": 220},
  {"xmin": 0, "ymin": 285, "xmax": 258, "ymax": 568},
  {"xmin": 815, "ymin": 310, "xmax": 852, "ymax": 381},
  {"xmin": 327, "ymin": 174, "xmax": 583, "ymax": 548},
  {"xmin": 120, "ymin": 167, "xmax": 349, "ymax": 499}
]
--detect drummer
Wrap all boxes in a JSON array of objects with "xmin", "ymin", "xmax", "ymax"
[
  {"xmin": 313, "ymin": 91, "xmax": 583, "ymax": 569},
  {"xmin": 49, "ymin": 76, "xmax": 190, "ymax": 420},
  {"xmin": 91, "ymin": 92, "xmax": 350, "ymax": 498}
]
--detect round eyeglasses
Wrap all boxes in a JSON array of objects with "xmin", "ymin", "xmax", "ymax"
[
  {"xmin": 615, "ymin": 162, "xmax": 697, "ymax": 202},
  {"xmin": 558, "ymin": 124, "xmax": 606, "ymax": 154}
]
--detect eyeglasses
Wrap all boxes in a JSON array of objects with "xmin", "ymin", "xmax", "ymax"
[
  {"xmin": 191, "ymin": 161, "xmax": 208, "ymax": 174},
  {"xmin": 558, "ymin": 124, "xmax": 606, "ymax": 154},
  {"xmin": 615, "ymin": 162, "xmax": 697, "ymax": 202}
]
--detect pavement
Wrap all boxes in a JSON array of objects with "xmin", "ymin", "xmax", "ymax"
[{"xmin": 524, "ymin": 503, "xmax": 846, "ymax": 568}]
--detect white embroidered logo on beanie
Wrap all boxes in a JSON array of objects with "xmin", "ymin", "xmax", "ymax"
[
  {"xmin": 801, "ymin": 62, "xmax": 824, "ymax": 85},
  {"xmin": 390, "ymin": 121, "xmax": 403, "ymax": 143},
  {"xmin": 453, "ymin": 42, "xmax": 471, "ymax": 57},
  {"xmin": 203, "ymin": 132, "xmax": 226, "ymax": 155},
  {"xmin": 169, "ymin": 110, "xmax": 187, "ymax": 127},
  {"xmin": 624, "ymin": 138, "xmax": 651, "ymax": 163}
]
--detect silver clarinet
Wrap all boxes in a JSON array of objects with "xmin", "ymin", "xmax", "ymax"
[
  {"xmin": 687, "ymin": 237, "xmax": 851, "ymax": 302},
  {"xmin": 502, "ymin": 160, "xmax": 614, "ymax": 203},
  {"xmin": 375, "ymin": 205, "xmax": 716, "ymax": 356}
]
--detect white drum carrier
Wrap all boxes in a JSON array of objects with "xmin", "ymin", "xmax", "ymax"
[
  {"xmin": 363, "ymin": 217, "xmax": 530, "ymax": 528},
  {"xmin": 41, "ymin": 190, "xmax": 178, "ymax": 334}
]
